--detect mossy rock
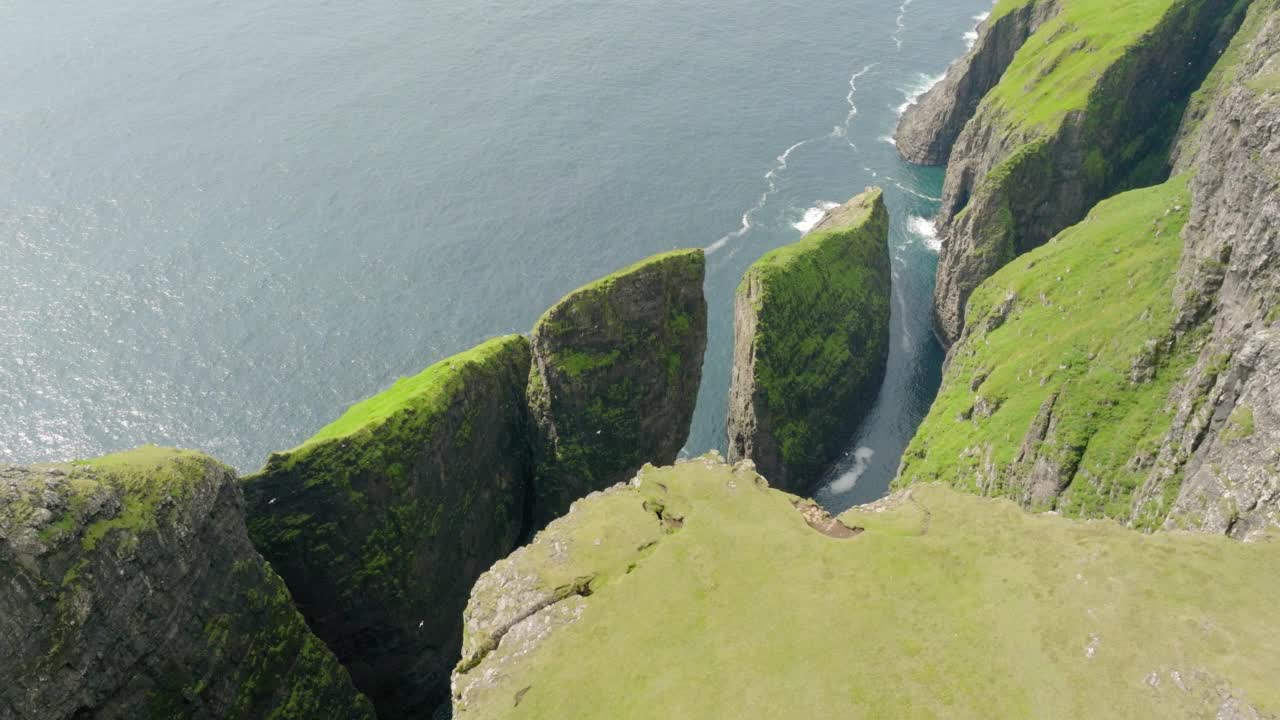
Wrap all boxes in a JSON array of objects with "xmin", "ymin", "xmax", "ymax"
[
  {"xmin": 727, "ymin": 189, "xmax": 891, "ymax": 493},
  {"xmin": 0, "ymin": 447, "xmax": 374, "ymax": 719},
  {"xmin": 241, "ymin": 335, "xmax": 533, "ymax": 718},
  {"xmin": 527, "ymin": 249, "xmax": 707, "ymax": 527},
  {"xmin": 453, "ymin": 456, "xmax": 1280, "ymax": 718}
]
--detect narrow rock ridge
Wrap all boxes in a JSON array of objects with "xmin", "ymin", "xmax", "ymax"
[
  {"xmin": 240, "ymin": 250, "xmax": 707, "ymax": 717},
  {"xmin": 241, "ymin": 335, "xmax": 535, "ymax": 719},
  {"xmin": 1133, "ymin": 2, "xmax": 1280, "ymax": 539},
  {"xmin": 528, "ymin": 249, "xmax": 708, "ymax": 527},
  {"xmin": 895, "ymin": 0, "xmax": 1060, "ymax": 165},
  {"xmin": 0, "ymin": 448, "xmax": 374, "ymax": 720},
  {"xmin": 727, "ymin": 189, "xmax": 890, "ymax": 493},
  {"xmin": 929, "ymin": 0, "xmax": 1242, "ymax": 346}
]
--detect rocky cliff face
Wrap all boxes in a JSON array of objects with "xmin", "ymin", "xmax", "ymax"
[
  {"xmin": 453, "ymin": 456, "xmax": 1280, "ymax": 719},
  {"xmin": 0, "ymin": 447, "xmax": 373, "ymax": 720},
  {"xmin": 895, "ymin": 0, "xmax": 1059, "ymax": 165},
  {"xmin": 726, "ymin": 190, "xmax": 890, "ymax": 493},
  {"xmin": 1133, "ymin": 0, "xmax": 1280, "ymax": 540},
  {"xmin": 900, "ymin": 0, "xmax": 1280, "ymax": 540},
  {"xmin": 527, "ymin": 249, "xmax": 707, "ymax": 527},
  {"xmin": 242, "ymin": 335, "xmax": 534, "ymax": 718},
  {"xmin": 923, "ymin": 0, "xmax": 1241, "ymax": 345}
]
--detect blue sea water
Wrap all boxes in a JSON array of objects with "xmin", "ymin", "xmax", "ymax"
[{"xmin": 1, "ymin": 0, "xmax": 991, "ymax": 512}]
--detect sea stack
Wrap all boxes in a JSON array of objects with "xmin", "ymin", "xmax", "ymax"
[{"xmin": 727, "ymin": 189, "xmax": 891, "ymax": 493}]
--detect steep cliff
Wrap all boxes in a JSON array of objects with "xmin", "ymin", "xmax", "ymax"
[
  {"xmin": 453, "ymin": 456, "xmax": 1280, "ymax": 719},
  {"xmin": 726, "ymin": 190, "xmax": 890, "ymax": 493},
  {"xmin": 899, "ymin": 0, "xmax": 1280, "ymax": 539},
  {"xmin": 895, "ymin": 0, "xmax": 1059, "ymax": 165},
  {"xmin": 922, "ymin": 0, "xmax": 1244, "ymax": 345},
  {"xmin": 0, "ymin": 447, "xmax": 373, "ymax": 720},
  {"xmin": 1133, "ymin": 0, "xmax": 1280, "ymax": 539},
  {"xmin": 527, "ymin": 249, "xmax": 707, "ymax": 526},
  {"xmin": 242, "ymin": 336, "xmax": 534, "ymax": 718}
]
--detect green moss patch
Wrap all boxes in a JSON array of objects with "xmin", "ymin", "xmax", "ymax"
[{"xmin": 901, "ymin": 177, "xmax": 1198, "ymax": 525}]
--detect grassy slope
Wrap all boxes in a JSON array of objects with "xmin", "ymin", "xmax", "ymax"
[
  {"xmin": 900, "ymin": 178, "xmax": 1196, "ymax": 524},
  {"xmin": 456, "ymin": 459, "xmax": 1280, "ymax": 719},
  {"xmin": 744, "ymin": 190, "xmax": 890, "ymax": 475},
  {"xmin": 985, "ymin": 0, "xmax": 1196, "ymax": 130}
]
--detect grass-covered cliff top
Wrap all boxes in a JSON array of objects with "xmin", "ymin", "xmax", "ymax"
[
  {"xmin": 288, "ymin": 334, "xmax": 528, "ymax": 451},
  {"xmin": 533, "ymin": 249, "xmax": 705, "ymax": 333},
  {"xmin": 743, "ymin": 188, "xmax": 881, "ymax": 281},
  {"xmin": 984, "ymin": 0, "xmax": 1202, "ymax": 130},
  {"xmin": 0, "ymin": 446, "xmax": 218, "ymax": 553},
  {"xmin": 902, "ymin": 177, "xmax": 1194, "ymax": 524},
  {"xmin": 454, "ymin": 456, "xmax": 1280, "ymax": 718}
]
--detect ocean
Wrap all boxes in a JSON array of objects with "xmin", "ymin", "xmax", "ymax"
[{"xmin": 1, "ymin": 0, "xmax": 992, "ymax": 512}]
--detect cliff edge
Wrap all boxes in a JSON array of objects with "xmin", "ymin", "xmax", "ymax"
[{"xmin": 452, "ymin": 456, "xmax": 1280, "ymax": 719}]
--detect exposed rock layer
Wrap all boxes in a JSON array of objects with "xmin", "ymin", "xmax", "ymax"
[
  {"xmin": 895, "ymin": 0, "xmax": 1059, "ymax": 165},
  {"xmin": 528, "ymin": 249, "xmax": 707, "ymax": 526},
  {"xmin": 242, "ymin": 336, "xmax": 535, "ymax": 719},
  {"xmin": 925, "ymin": 0, "xmax": 1242, "ymax": 345},
  {"xmin": 727, "ymin": 190, "xmax": 890, "ymax": 493},
  {"xmin": 0, "ymin": 447, "xmax": 373, "ymax": 720},
  {"xmin": 1137, "ymin": 1, "xmax": 1280, "ymax": 539}
]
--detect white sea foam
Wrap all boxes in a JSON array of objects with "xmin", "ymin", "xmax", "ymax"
[
  {"xmin": 896, "ymin": 72, "xmax": 945, "ymax": 115},
  {"xmin": 792, "ymin": 201, "xmax": 841, "ymax": 233},
  {"xmin": 879, "ymin": 135, "xmax": 897, "ymax": 147},
  {"xmin": 706, "ymin": 139, "xmax": 814, "ymax": 254},
  {"xmin": 907, "ymin": 215, "xmax": 941, "ymax": 252},
  {"xmin": 965, "ymin": 11, "xmax": 991, "ymax": 49},
  {"xmin": 892, "ymin": 0, "xmax": 915, "ymax": 51},
  {"xmin": 833, "ymin": 63, "xmax": 878, "ymax": 148},
  {"xmin": 825, "ymin": 447, "xmax": 875, "ymax": 494},
  {"xmin": 708, "ymin": 62, "xmax": 877, "ymax": 254}
]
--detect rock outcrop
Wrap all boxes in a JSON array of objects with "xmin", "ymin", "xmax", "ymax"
[
  {"xmin": 1133, "ymin": 0, "xmax": 1280, "ymax": 540},
  {"xmin": 242, "ymin": 336, "xmax": 535, "ymax": 718},
  {"xmin": 919, "ymin": 0, "xmax": 1243, "ymax": 345},
  {"xmin": 453, "ymin": 456, "xmax": 1280, "ymax": 719},
  {"xmin": 0, "ymin": 447, "xmax": 373, "ymax": 720},
  {"xmin": 726, "ymin": 190, "xmax": 890, "ymax": 493},
  {"xmin": 527, "ymin": 249, "xmax": 707, "ymax": 526},
  {"xmin": 895, "ymin": 0, "xmax": 1059, "ymax": 165}
]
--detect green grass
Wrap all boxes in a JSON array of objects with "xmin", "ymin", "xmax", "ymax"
[
  {"xmin": 301, "ymin": 335, "xmax": 525, "ymax": 447},
  {"xmin": 985, "ymin": 0, "xmax": 1202, "ymax": 130},
  {"xmin": 64, "ymin": 446, "xmax": 214, "ymax": 551},
  {"xmin": 454, "ymin": 459, "xmax": 1280, "ymax": 719},
  {"xmin": 900, "ymin": 177, "xmax": 1196, "ymax": 524},
  {"xmin": 1220, "ymin": 406, "xmax": 1256, "ymax": 442}
]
